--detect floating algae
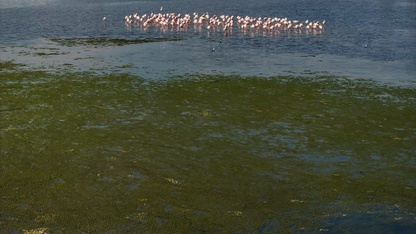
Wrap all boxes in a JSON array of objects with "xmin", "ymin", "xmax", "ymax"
[
  {"xmin": 0, "ymin": 63, "xmax": 415, "ymax": 233},
  {"xmin": 48, "ymin": 37, "xmax": 182, "ymax": 47},
  {"xmin": 0, "ymin": 60, "xmax": 24, "ymax": 70}
]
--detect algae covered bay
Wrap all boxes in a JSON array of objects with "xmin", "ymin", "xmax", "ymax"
[
  {"xmin": 1, "ymin": 0, "xmax": 416, "ymax": 232},
  {"xmin": 1, "ymin": 60, "xmax": 415, "ymax": 233}
]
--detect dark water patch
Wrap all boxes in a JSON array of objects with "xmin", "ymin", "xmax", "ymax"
[
  {"xmin": 48, "ymin": 37, "xmax": 183, "ymax": 47},
  {"xmin": 33, "ymin": 51, "xmax": 69, "ymax": 57},
  {"xmin": 0, "ymin": 68, "xmax": 415, "ymax": 233},
  {"xmin": 317, "ymin": 205, "xmax": 416, "ymax": 234},
  {"xmin": 261, "ymin": 203, "xmax": 416, "ymax": 233}
]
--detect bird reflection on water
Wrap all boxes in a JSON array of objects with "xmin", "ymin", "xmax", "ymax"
[{"xmin": 124, "ymin": 11, "xmax": 326, "ymax": 35}]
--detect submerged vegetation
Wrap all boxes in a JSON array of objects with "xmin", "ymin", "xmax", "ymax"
[
  {"xmin": 0, "ymin": 61, "xmax": 415, "ymax": 233},
  {"xmin": 48, "ymin": 37, "xmax": 182, "ymax": 47},
  {"xmin": 0, "ymin": 60, "xmax": 24, "ymax": 70}
]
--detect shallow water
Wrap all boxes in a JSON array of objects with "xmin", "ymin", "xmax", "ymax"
[
  {"xmin": 1, "ymin": 0, "xmax": 416, "ymax": 233},
  {"xmin": 0, "ymin": 0, "xmax": 415, "ymax": 83},
  {"xmin": 1, "ymin": 64, "xmax": 415, "ymax": 232}
]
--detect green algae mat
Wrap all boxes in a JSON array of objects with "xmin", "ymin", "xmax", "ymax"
[
  {"xmin": 1, "ymin": 61, "xmax": 415, "ymax": 233},
  {"xmin": 48, "ymin": 37, "xmax": 182, "ymax": 47}
]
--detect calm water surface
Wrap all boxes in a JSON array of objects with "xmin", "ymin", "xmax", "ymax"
[
  {"xmin": 0, "ymin": 0, "xmax": 415, "ymax": 83},
  {"xmin": 1, "ymin": 0, "xmax": 416, "ymax": 233}
]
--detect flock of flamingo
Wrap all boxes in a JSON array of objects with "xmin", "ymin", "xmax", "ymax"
[{"xmin": 121, "ymin": 9, "xmax": 326, "ymax": 35}]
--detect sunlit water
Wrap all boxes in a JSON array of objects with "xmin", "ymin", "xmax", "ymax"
[
  {"xmin": 1, "ymin": 0, "xmax": 416, "ymax": 233},
  {"xmin": 0, "ymin": 0, "xmax": 415, "ymax": 84}
]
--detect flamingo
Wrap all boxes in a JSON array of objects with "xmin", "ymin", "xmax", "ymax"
[{"xmin": 121, "ymin": 10, "xmax": 326, "ymax": 34}]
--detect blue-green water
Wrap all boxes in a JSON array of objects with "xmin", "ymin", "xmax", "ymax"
[
  {"xmin": 0, "ymin": 0, "xmax": 415, "ymax": 83},
  {"xmin": 1, "ymin": 0, "xmax": 416, "ymax": 233}
]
